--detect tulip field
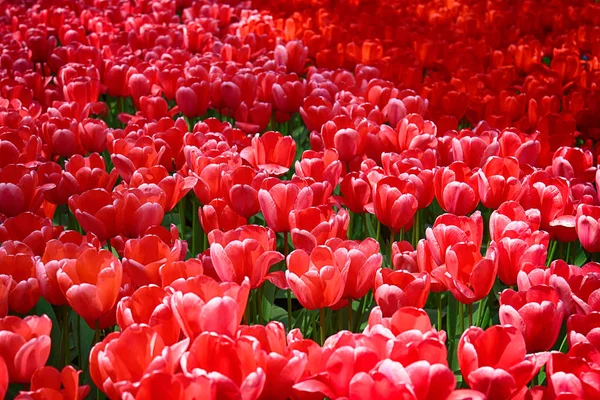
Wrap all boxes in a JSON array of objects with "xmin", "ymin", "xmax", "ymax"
[{"xmin": 4, "ymin": 0, "xmax": 600, "ymax": 398}]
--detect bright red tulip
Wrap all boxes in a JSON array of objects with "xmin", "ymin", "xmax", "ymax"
[
  {"xmin": 168, "ymin": 275, "xmax": 250, "ymax": 339},
  {"xmin": 489, "ymin": 201, "xmax": 541, "ymax": 242},
  {"xmin": 458, "ymin": 325, "xmax": 548, "ymax": 400},
  {"xmin": 127, "ymin": 166, "xmax": 197, "ymax": 212},
  {"xmin": 499, "ymin": 285, "xmax": 565, "ymax": 352},
  {"xmin": 434, "ymin": 161, "xmax": 479, "ymax": 215},
  {"xmin": 576, "ymin": 204, "xmax": 600, "ymax": 253},
  {"xmin": 198, "ymin": 198, "xmax": 247, "ymax": 235},
  {"xmin": 68, "ymin": 189, "xmax": 119, "ymax": 241},
  {"xmin": 57, "ymin": 247, "xmax": 123, "ymax": 329},
  {"xmin": 258, "ymin": 180, "xmax": 314, "ymax": 233},
  {"xmin": 221, "ymin": 166, "xmax": 268, "ymax": 218},
  {"xmin": 122, "ymin": 235, "xmax": 186, "ymax": 288},
  {"xmin": 90, "ymin": 324, "xmax": 187, "ymax": 399},
  {"xmin": 0, "ymin": 212, "xmax": 57, "ymax": 256},
  {"xmin": 208, "ymin": 225, "xmax": 285, "ymax": 289},
  {"xmin": 289, "ymin": 205, "xmax": 348, "ymax": 253},
  {"xmin": 476, "ymin": 156, "xmax": 522, "ymax": 209},
  {"xmin": 372, "ymin": 176, "xmax": 418, "ymax": 233},
  {"xmin": 286, "ymin": 246, "xmax": 348, "ymax": 309},
  {"xmin": 340, "ymin": 171, "xmax": 372, "ymax": 214},
  {"xmin": 114, "ymin": 187, "xmax": 166, "ymax": 238},
  {"xmin": 117, "ymin": 285, "xmax": 181, "ymax": 346},
  {"xmin": 0, "ymin": 315, "xmax": 51, "ymax": 383},
  {"xmin": 0, "ymin": 241, "xmax": 40, "ymax": 315},
  {"xmin": 15, "ymin": 366, "xmax": 89, "ymax": 400},
  {"xmin": 432, "ymin": 242, "xmax": 497, "ymax": 304},
  {"xmin": 180, "ymin": 332, "xmax": 265, "ymax": 400},
  {"xmin": 0, "ymin": 165, "xmax": 51, "ymax": 217},
  {"xmin": 295, "ymin": 149, "xmax": 342, "ymax": 189},
  {"xmin": 241, "ymin": 131, "xmax": 296, "ymax": 176},
  {"xmin": 374, "ymin": 269, "xmax": 431, "ymax": 317},
  {"xmin": 324, "ymin": 237, "xmax": 383, "ymax": 300}
]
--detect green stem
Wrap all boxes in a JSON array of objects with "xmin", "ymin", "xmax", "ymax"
[
  {"xmin": 459, "ymin": 302, "xmax": 465, "ymax": 334},
  {"xmin": 192, "ymin": 198, "xmax": 201, "ymax": 256},
  {"xmin": 354, "ymin": 294, "xmax": 368, "ymax": 332},
  {"xmin": 348, "ymin": 211, "xmax": 354, "ymax": 240},
  {"xmin": 256, "ymin": 286, "xmax": 263, "ymax": 324},
  {"xmin": 60, "ymin": 306, "xmax": 70, "ymax": 368},
  {"xmin": 468, "ymin": 303, "xmax": 473, "ymax": 327},
  {"xmin": 320, "ymin": 308, "xmax": 326, "ymax": 345},
  {"xmin": 437, "ymin": 293, "xmax": 443, "ymax": 331},
  {"xmin": 376, "ymin": 218, "xmax": 381, "ymax": 244},
  {"xmin": 547, "ymin": 240, "xmax": 557, "ymax": 265},
  {"xmin": 178, "ymin": 196, "xmax": 186, "ymax": 240},
  {"xmin": 283, "ymin": 232, "xmax": 292, "ymax": 330},
  {"xmin": 347, "ymin": 301, "xmax": 353, "ymax": 331},
  {"xmin": 312, "ymin": 310, "xmax": 318, "ymax": 342},
  {"xmin": 390, "ymin": 230, "xmax": 395, "ymax": 267},
  {"xmin": 337, "ymin": 310, "xmax": 343, "ymax": 332}
]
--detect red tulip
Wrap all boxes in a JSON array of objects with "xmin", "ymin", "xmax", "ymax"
[
  {"xmin": 175, "ymin": 81, "xmax": 211, "ymax": 119},
  {"xmin": 238, "ymin": 322, "xmax": 309, "ymax": 400},
  {"xmin": 117, "ymin": 285, "xmax": 181, "ymax": 345},
  {"xmin": 0, "ymin": 165, "xmax": 51, "ymax": 217},
  {"xmin": 324, "ymin": 238, "xmax": 383, "ymax": 300},
  {"xmin": 208, "ymin": 225, "xmax": 285, "ymax": 289},
  {"xmin": 114, "ymin": 187, "xmax": 166, "ymax": 238},
  {"xmin": 0, "ymin": 241, "xmax": 40, "ymax": 315},
  {"xmin": 241, "ymin": 131, "xmax": 296, "ymax": 176},
  {"xmin": 79, "ymin": 118, "xmax": 109, "ymax": 153},
  {"xmin": 90, "ymin": 324, "xmax": 187, "ymax": 399},
  {"xmin": 340, "ymin": 171, "xmax": 373, "ymax": 214},
  {"xmin": 381, "ymin": 152, "xmax": 435, "ymax": 209},
  {"xmin": 180, "ymin": 332, "xmax": 265, "ymax": 400},
  {"xmin": 16, "ymin": 366, "xmax": 89, "ymax": 400},
  {"xmin": 221, "ymin": 166, "xmax": 268, "ymax": 219},
  {"xmin": 321, "ymin": 116, "xmax": 369, "ymax": 162},
  {"xmin": 372, "ymin": 176, "xmax": 418, "ymax": 233},
  {"xmin": 476, "ymin": 156, "xmax": 522, "ymax": 209},
  {"xmin": 122, "ymin": 235, "xmax": 187, "ymax": 288},
  {"xmin": 198, "ymin": 198, "xmax": 247, "ymax": 235},
  {"xmin": 258, "ymin": 180, "xmax": 314, "ymax": 233},
  {"xmin": 458, "ymin": 325, "xmax": 548, "ymax": 400},
  {"xmin": 286, "ymin": 246, "xmax": 348, "ymax": 309},
  {"xmin": 295, "ymin": 149, "xmax": 342, "ymax": 189},
  {"xmin": 550, "ymin": 146, "xmax": 596, "ymax": 182},
  {"xmin": 392, "ymin": 241, "xmax": 419, "ymax": 272},
  {"xmin": 274, "ymin": 40, "xmax": 309, "ymax": 74},
  {"xmin": 434, "ymin": 161, "xmax": 479, "ymax": 215},
  {"xmin": 374, "ymin": 270, "xmax": 431, "ymax": 317},
  {"xmin": 489, "ymin": 201, "xmax": 541, "ymax": 242},
  {"xmin": 576, "ymin": 204, "xmax": 600, "ymax": 253},
  {"xmin": 0, "ymin": 212, "xmax": 57, "ymax": 256},
  {"xmin": 365, "ymin": 307, "xmax": 448, "ymax": 366},
  {"xmin": 68, "ymin": 189, "xmax": 119, "ymax": 241},
  {"xmin": 289, "ymin": 205, "xmax": 348, "ymax": 253},
  {"xmin": 57, "ymin": 247, "xmax": 123, "ymax": 329},
  {"xmin": 499, "ymin": 285, "xmax": 564, "ymax": 352},
  {"xmin": 0, "ymin": 315, "xmax": 51, "ymax": 383},
  {"xmin": 127, "ymin": 166, "xmax": 197, "ymax": 212},
  {"xmin": 432, "ymin": 242, "xmax": 497, "ymax": 304},
  {"xmin": 300, "ymin": 95, "xmax": 335, "ymax": 133},
  {"xmin": 168, "ymin": 276, "xmax": 250, "ymax": 339},
  {"xmin": 380, "ymin": 113, "xmax": 437, "ymax": 152}
]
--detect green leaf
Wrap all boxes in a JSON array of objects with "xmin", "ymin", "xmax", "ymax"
[
  {"xmin": 574, "ymin": 248, "xmax": 588, "ymax": 267},
  {"xmin": 35, "ymin": 298, "xmax": 61, "ymax": 368}
]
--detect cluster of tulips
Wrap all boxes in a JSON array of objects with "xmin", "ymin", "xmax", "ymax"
[{"xmin": 3, "ymin": 0, "xmax": 600, "ymax": 398}]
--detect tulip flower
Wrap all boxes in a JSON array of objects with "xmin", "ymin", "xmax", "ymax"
[
  {"xmin": 68, "ymin": 189, "xmax": 119, "ymax": 241},
  {"xmin": 374, "ymin": 269, "xmax": 431, "ymax": 316},
  {"xmin": 286, "ymin": 246, "xmax": 349, "ymax": 309},
  {"xmin": 0, "ymin": 241, "xmax": 40, "ymax": 314},
  {"xmin": 15, "ymin": 366, "xmax": 89, "ymax": 400},
  {"xmin": 372, "ymin": 176, "xmax": 418, "ymax": 233},
  {"xmin": 434, "ymin": 161, "xmax": 479, "ymax": 215},
  {"xmin": 0, "ymin": 165, "xmax": 51, "ymax": 217},
  {"xmin": 57, "ymin": 247, "xmax": 123, "ymax": 329},
  {"xmin": 241, "ymin": 131, "xmax": 297, "ymax": 176},
  {"xmin": 122, "ymin": 235, "xmax": 187, "ymax": 287},
  {"xmin": 180, "ymin": 332, "xmax": 266, "ymax": 399},
  {"xmin": 476, "ymin": 156, "xmax": 522, "ymax": 209},
  {"xmin": 458, "ymin": 325, "xmax": 549, "ymax": 400},
  {"xmin": 576, "ymin": 204, "xmax": 600, "ymax": 253},
  {"xmin": 289, "ymin": 205, "xmax": 349, "ymax": 253},
  {"xmin": 168, "ymin": 276, "xmax": 250, "ymax": 339},
  {"xmin": 499, "ymin": 285, "xmax": 565, "ymax": 352},
  {"xmin": 221, "ymin": 166, "xmax": 268, "ymax": 218},
  {"xmin": 0, "ymin": 315, "xmax": 52, "ymax": 383},
  {"xmin": 258, "ymin": 180, "xmax": 314, "ymax": 233},
  {"xmin": 90, "ymin": 324, "xmax": 188, "ymax": 399},
  {"xmin": 117, "ymin": 285, "xmax": 181, "ymax": 345},
  {"xmin": 208, "ymin": 225, "xmax": 285, "ymax": 289},
  {"xmin": 339, "ymin": 171, "xmax": 372, "ymax": 214},
  {"xmin": 199, "ymin": 198, "xmax": 247, "ymax": 235}
]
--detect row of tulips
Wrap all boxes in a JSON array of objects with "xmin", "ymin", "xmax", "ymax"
[{"xmin": 3, "ymin": 0, "xmax": 600, "ymax": 399}]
